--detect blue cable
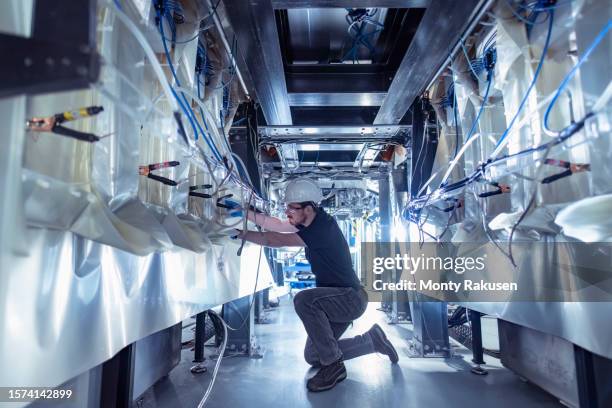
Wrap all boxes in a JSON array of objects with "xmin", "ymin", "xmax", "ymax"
[
  {"xmin": 342, "ymin": 10, "xmax": 381, "ymax": 63},
  {"xmin": 544, "ymin": 19, "xmax": 612, "ymax": 134},
  {"xmin": 233, "ymin": 157, "xmax": 249, "ymax": 184},
  {"xmin": 494, "ymin": 9, "xmax": 554, "ymax": 148},
  {"xmin": 218, "ymin": 105, "xmax": 235, "ymax": 156},
  {"xmin": 160, "ymin": 29, "xmax": 202, "ymax": 45},
  {"xmin": 464, "ymin": 74, "xmax": 493, "ymax": 143},
  {"xmin": 157, "ymin": 12, "xmax": 197, "ymax": 133},
  {"xmin": 159, "ymin": 9, "xmax": 219, "ymax": 159},
  {"xmin": 504, "ymin": 0, "xmax": 550, "ymax": 26},
  {"xmin": 518, "ymin": 0, "xmax": 573, "ymax": 11},
  {"xmin": 195, "ymin": 74, "xmax": 218, "ymax": 152},
  {"xmin": 158, "ymin": 11, "xmax": 223, "ymax": 161},
  {"xmin": 342, "ymin": 28, "xmax": 381, "ymax": 62},
  {"xmin": 363, "ymin": 17, "xmax": 384, "ymax": 28},
  {"xmin": 466, "ymin": 38, "xmax": 496, "ymax": 79},
  {"xmin": 196, "ymin": 79, "xmax": 232, "ymax": 166},
  {"xmin": 208, "ymin": 37, "xmax": 238, "ymax": 91}
]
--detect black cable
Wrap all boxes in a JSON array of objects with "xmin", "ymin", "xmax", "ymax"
[
  {"xmin": 506, "ymin": 146, "xmax": 552, "ymax": 266},
  {"xmin": 406, "ymin": 111, "xmax": 592, "ymax": 215},
  {"xmin": 470, "ymin": 184, "xmax": 513, "ymax": 263}
]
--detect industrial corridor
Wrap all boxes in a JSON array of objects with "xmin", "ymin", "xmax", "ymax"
[
  {"xmin": 136, "ymin": 299, "xmax": 561, "ymax": 408},
  {"xmin": 1, "ymin": 0, "xmax": 611, "ymax": 407}
]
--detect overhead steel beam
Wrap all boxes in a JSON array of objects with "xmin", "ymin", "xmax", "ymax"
[
  {"xmin": 288, "ymin": 92, "xmax": 387, "ymax": 107},
  {"xmin": 263, "ymin": 162, "xmax": 390, "ymax": 172},
  {"xmin": 220, "ymin": 0, "xmax": 292, "ymax": 126},
  {"xmin": 297, "ymin": 143, "xmax": 364, "ymax": 151},
  {"xmin": 205, "ymin": 0, "xmax": 251, "ymax": 97},
  {"xmin": 203, "ymin": 0, "xmax": 256, "ymax": 96},
  {"xmin": 271, "ymin": 0, "xmax": 430, "ymax": 8},
  {"xmin": 299, "ymin": 161, "xmax": 374, "ymax": 167},
  {"xmin": 259, "ymin": 125, "xmax": 409, "ymax": 141},
  {"xmin": 373, "ymin": 0, "xmax": 483, "ymax": 124}
]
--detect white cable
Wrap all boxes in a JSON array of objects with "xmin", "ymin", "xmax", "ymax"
[
  {"xmin": 103, "ymin": 1, "xmax": 178, "ymax": 111},
  {"xmin": 417, "ymin": 166, "xmax": 448, "ymax": 197},
  {"xmin": 347, "ymin": 20, "xmax": 360, "ymax": 36},
  {"xmin": 211, "ymin": 163, "xmax": 233, "ymax": 197},
  {"xmin": 440, "ymin": 91, "xmax": 557, "ymax": 189},
  {"xmin": 592, "ymin": 80, "xmax": 612, "ymax": 113},
  {"xmin": 173, "ymin": 86, "xmax": 251, "ymax": 191},
  {"xmin": 142, "ymin": 92, "xmax": 165, "ymax": 124},
  {"xmin": 438, "ymin": 132, "xmax": 480, "ymax": 187},
  {"xmin": 203, "ymin": 156, "xmax": 221, "ymax": 190},
  {"xmin": 197, "ymin": 310, "xmax": 228, "ymax": 408},
  {"xmin": 488, "ymin": 91, "xmax": 556, "ymax": 158}
]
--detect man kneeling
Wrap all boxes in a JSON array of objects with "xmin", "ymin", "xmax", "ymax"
[{"xmin": 235, "ymin": 178, "xmax": 399, "ymax": 392}]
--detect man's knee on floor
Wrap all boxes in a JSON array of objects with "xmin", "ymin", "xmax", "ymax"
[{"xmin": 304, "ymin": 345, "xmax": 320, "ymax": 366}]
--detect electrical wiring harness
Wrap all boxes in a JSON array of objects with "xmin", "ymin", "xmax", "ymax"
[{"xmin": 405, "ymin": 3, "xmax": 610, "ymax": 246}]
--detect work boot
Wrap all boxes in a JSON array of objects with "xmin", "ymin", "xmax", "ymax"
[
  {"xmin": 306, "ymin": 359, "xmax": 347, "ymax": 392},
  {"xmin": 369, "ymin": 324, "xmax": 399, "ymax": 363}
]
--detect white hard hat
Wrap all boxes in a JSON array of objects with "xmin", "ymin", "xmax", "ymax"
[{"xmin": 284, "ymin": 178, "xmax": 323, "ymax": 204}]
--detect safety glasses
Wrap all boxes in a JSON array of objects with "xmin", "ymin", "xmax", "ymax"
[{"xmin": 284, "ymin": 204, "xmax": 304, "ymax": 214}]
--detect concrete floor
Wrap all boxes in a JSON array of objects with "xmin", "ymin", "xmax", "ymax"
[{"xmin": 137, "ymin": 296, "xmax": 562, "ymax": 408}]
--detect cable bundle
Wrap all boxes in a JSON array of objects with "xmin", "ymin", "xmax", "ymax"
[
  {"xmin": 155, "ymin": 0, "xmax": 185, "ymax": 46},
  {"xmin": 196, "ymin": 40, "xmax": 215, "ymax": 91},
  {"xmin": 437, "ymin": 83, "xmax": 456, "ymax": 109},
  {"xmin": 341, "ymin": 8, "xmax": 383, "ymax": 63}
]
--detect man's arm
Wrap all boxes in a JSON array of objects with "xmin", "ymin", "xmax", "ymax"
[
  {"xmin": 237, "ymin": 230, "xmax": 305, "ymax": 248},
  {"xmin": 247, "ymin": 211, "xmax": 299, "ymax": 233}
]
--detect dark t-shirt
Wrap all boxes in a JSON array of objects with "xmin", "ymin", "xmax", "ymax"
[{"xmin": 296, "ymin": 208, "xmax": 361, "ymax": 289}]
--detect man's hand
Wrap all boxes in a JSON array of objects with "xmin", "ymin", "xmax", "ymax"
[{"xmin": 231, "ymin": 229, "xmax": 246, "ymax": 240}]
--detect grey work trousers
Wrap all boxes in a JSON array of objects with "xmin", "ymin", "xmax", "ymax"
[{"xmin": 293, "ymin": 286, "xmax": 373, "ymax": 366}]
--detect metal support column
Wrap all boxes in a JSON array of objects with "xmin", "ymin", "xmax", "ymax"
[
  {"xmin": 378, "ymin": 175, "xmax": 393, "ymax": 316},
  {"xmin": 194, "ymin": 312, "xmax": 206, "ymax": 363},
  {"xmin": 392, "ymin": 167, "xmax": 411, "ymax": 322},
  {"xmin": 410, "ymin": 98, "xmax": 438, "ymax": 199},
  {"xmin": 100, "ymin": 344, "xmax": 135, "ymax": 408},
  {"xmin": 263, "ymin": 287, "xmax": 270, "ymax": 309},
  {"xmin": 221, "ymin": 294, "xmax": 263, "ymax": 357},
  {"xmin": 191, "ymin": 311, "xmax": 208, "ymax": 374},
  {"xmin": 408, "ymin": 298, "xmax": 450, "ymax": 357},
  {"xmin": 254, "ymin": 291, "xmax": 267, "ymax": 324},
  {"xmin": 469, "ymin": 309, "xmax": 488, "ymax": 375},
  {"xmin": 574, "ymin": 346, "xmax": 598, "ymax": 408}
]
